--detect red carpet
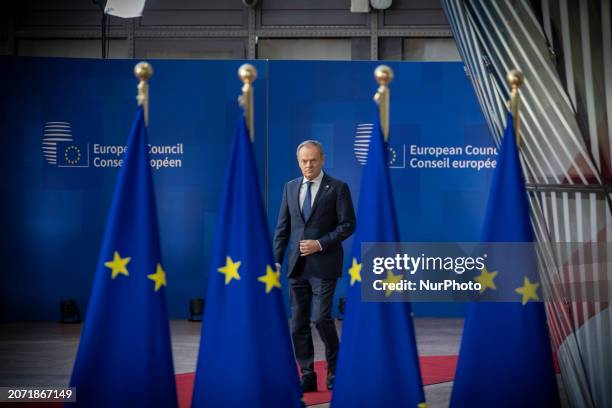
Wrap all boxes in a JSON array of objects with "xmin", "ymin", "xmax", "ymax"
[
  {"xmin": 9, "ymin": 353, "xmax": 561, "ymax": 407},
  {"xmin": 175, "ymin": 355, "xmax": 458, "ymax": 407},
  {"xmin": 8, "ymin": 353, "xmax": 564, "ymax": 407}
]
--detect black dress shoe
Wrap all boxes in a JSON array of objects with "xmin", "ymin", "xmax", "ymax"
[
  {"xmin": 301, "ymin": 375, "xmax": 317, "ymax": 393},
  {"xmin": 326, "ymin": 372, "xmax": 335, "ymax": 390}
]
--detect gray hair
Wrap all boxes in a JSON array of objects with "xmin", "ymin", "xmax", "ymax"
[{"xmin": 296, "ymin": 140, "xmax": 325, "ymax": 157}]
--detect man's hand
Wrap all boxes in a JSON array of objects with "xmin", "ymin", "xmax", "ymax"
[{"xmin": 299, "ymin": 240, "xmax": 322, "ymax": 256}]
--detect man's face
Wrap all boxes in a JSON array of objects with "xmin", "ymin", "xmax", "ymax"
[{"xmin": 297, "ymin": 144, "xmax": 324, "ymax": 180}]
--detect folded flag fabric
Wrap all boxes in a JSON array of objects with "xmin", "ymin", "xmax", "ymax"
[
  {"xmin": 191, "ymin": 116, "xmax": 302, "ymax": 408},
  {"xmin": 450, "ymin": 112, "xmax": 560, "ymax": 408},
  {"xmin": 69, "ymin": 107, "xmax": 177, "ymax": 407},
  {"xmin": 332, "ymin": 117, "xmax": 426, "ymax": 408}
]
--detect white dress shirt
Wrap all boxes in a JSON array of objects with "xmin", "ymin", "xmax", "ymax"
[
  {"xmin": 299, "ymin": 170, "xmax": 324, "ymax": 211},
  {"xmin": 298, "ymin": 170, "xmax": 324, "ymax": 252}
]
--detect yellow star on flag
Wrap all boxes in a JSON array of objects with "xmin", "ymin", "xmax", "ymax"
[
  {"xmin": 104, "ymin": 251, "xmax": 131, "ymax": 279},
  {"xmin": 515, "ymin": 276, "xmax": 540, "ymax": 305},
  {"xmin": 147, "ymin": 263, "xmax": 167, "ymax": 292},
  {"xmin": 348, "ymin": 258, "xmax": 362, "ymax": 286},
  {"xmin": 258, "ymin": 265, "xmax": 281, "ymax": 294},
  {"xmin": 218, "ymin": 256, "xmax": 241, "ymax": 285},
  {"xmin": 417, "ymin": 403, "xmax": 428, "ymax": 408},
  {"xmin": 474, "ymin": 266, "xmax": 498, "ymax": 293},
  {"xmin": 382, "ymin": 269, "xmax": 403, "ymax": 297}
]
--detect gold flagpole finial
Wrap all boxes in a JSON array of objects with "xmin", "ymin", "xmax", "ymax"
[
  {"xmin": 238, "ymin": 63, "xmax": 257, "ymax": 142},
  {"xmin": 134, "ymin": 61, "xmax": 153, "ymax": 126},
  {"xmin": 506, "ymin": 69, "xmax": 524, "ymax": 147},
  {"xmin": 374, "ymin": 65, "xmax": 394, "ymax": 142}
]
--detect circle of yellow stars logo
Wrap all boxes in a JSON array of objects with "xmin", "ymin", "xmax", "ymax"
[
  {"xmin": 104, "ymin": 251, "xmax": 167, "ymax": 292},
  {"xmin": 218, "ymin": 256, "xmax": 241, "ymax": 285},
  {"xmin": 217, "ymin": 256, "xmax": 283, "ymax": 295},
  {"xmin": 387, "ymin": 146, "xmax": 397, "ymax": 166},
  {"xmin": 64, "ymin": 145, "xmax": 81, "ymax": 165}
]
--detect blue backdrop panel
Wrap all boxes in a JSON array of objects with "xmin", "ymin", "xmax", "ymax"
[
  {"xmin": 266, "ymin": 61, "xmax": 493, "ymax": 317},
  {"xmin": 0, "ymin": 57, "xmax": 493, "ymax": 321},
  {"xmin": 0, "ymin": 57, "xmax": 268, "ymax": 321}
]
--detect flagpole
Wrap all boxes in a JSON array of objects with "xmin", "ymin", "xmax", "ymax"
[
  {"xmin": 134, "ymin": 61, "xmax": 153, "ymax": 126},
  {"xmin": 373, "ymin": 65, "xmax": 394, "ymax": 142},
  {"xmin": 238, "ymin": 63, "xmax": 257, "ymax": 142},
  {"xmin": 506, "ymin": 69, "xmax": 524, "ymax": 146}
]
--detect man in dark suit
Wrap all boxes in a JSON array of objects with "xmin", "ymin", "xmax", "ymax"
[{"xmin": 273, "ymin": 140, "xmax": 356, "ymax": 393}]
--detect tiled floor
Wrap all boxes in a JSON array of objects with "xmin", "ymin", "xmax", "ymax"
[{"xmin": 0, "ymin": 318, "xmax": 464, "ymax": 406}]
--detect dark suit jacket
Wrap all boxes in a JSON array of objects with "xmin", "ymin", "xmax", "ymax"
[{"xmin": 273, "ymin": 173, "xmax": 356, "ymax": 279}]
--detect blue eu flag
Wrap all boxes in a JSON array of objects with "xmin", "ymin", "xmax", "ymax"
[
  {"xmin": 191, "ymin": 116, "xmax": 302, "ymax": 408},
  {"xmin": 69, "ymin": 108, "xmax": 177, "ymax": 407},
  {"xmin": 331, "ymin": 117, "xmax": 425, "ymax": 408},
  {"xmin": 450, "ymin": 113, "xmax": 559, "ymax": 407}
]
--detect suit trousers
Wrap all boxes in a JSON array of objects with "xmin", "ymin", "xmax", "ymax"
[{"xmin": 289, "ymin": 260, "xmax": 339, "ymax": 379}]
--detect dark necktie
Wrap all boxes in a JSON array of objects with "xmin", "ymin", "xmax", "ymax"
[{"xmin": 302, "ymin": 181, "xmax": 313, "ymax": 220}]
